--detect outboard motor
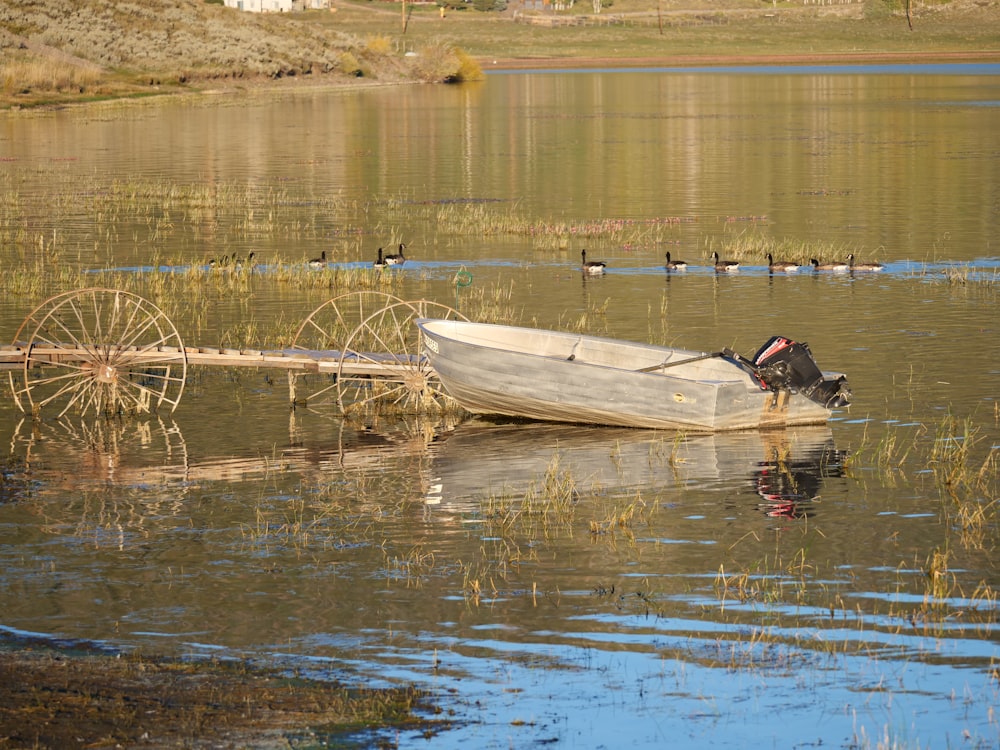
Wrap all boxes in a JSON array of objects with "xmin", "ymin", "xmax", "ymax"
[{"xmin": 728, "ymin": 336, "xmax": 851, "ymax": 408}]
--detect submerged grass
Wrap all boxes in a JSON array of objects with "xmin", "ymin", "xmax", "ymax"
[
  {"xmin": 842, "ymin": 414, "xmax": 998, "ymax": 633},
  {"xmin": 481, "ymin": 453, "xmax": 581, "ymax": 540},
  {"xmin": 0, "ymin": 646, "xmax": 440, "ymax": 748}
]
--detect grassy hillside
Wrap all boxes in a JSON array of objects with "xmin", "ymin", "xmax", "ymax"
[
  {"xmin": 1, "ymin": 0, "xmax": 998, "ymax": 108},
  {"xmin": 0, "ymin": 0, "xmax": 480, "ymax": 107}
]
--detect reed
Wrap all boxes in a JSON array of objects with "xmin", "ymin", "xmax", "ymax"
[
  {"xmin": 938, "ymin": 263, "xmax": 999, "ymax": 288},
  {"xmin": 704, "ymin": 232, "xmax": 858, "ymax": 267},
  {"xmin": 434, "ymin": 202, "xmax": 698, "ymax": 252},
  {"xmin": 923, "ymin": 547, "xmax": 955, "ymax": 604},
  {"xmin": 453, "ymin": 279, "xmax": 521, "ymax": 325},
  {"xmin": 844, "ymin": 421, "xmax": 914, "ymax": 474},
  {"xmin": 478, "ymin": 453, "xmax": 584, "ymax": 544},
  {"xmin": 714, "ymin": 555, "xmax": 809, "ymax": 607},
  {"xmin": 929, "ymin": 412, "xmax": 976, "ymax": 486},
  {"xmin": 588, "ymin": 490, "xmax": 647, "ymax": 540},
  {"xmin": 2, "ymin": 59, "xmax": 105, "ymax": 97},
  {"xmin": 385, "ymin": 544, "xmax": 437, "ymax": 588},
  {"xmin": 938, "ymin": 448, "xmax": 998, "ymax": 552},
  {"xmin": 238, "ymin": 463, "xmax": 439, "ymax": 553}
]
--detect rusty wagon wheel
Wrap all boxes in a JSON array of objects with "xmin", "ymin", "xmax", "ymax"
[
  {"xmin": 9, "ymin": 288, "xmax": 187, "ymax": 418},
  {"xmin": 336, "ymin": 300, "xmax": 468, "ymax": 416},
  {"xmin": 289, "ymin": 291, "xmax": 406, "ymax": 410}
]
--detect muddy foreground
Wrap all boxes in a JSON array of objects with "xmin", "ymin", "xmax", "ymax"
[{"xmin": 0, "ymin": 643, "xmax": 442, "ymax": 749}]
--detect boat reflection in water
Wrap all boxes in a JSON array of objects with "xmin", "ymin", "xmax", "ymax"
[
  {"xmin": 7, "ymin": 415, "xmax": 846, "ymax": 521},
  {"xmin": 750, "ymin": 437, "xmax": 847, "ymax": 519},
  {"xmin": 425, "ymin": 419, "xmax": 848, "ymax": 518}
]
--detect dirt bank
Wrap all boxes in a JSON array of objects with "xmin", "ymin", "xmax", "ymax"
[{"xmin": 0, "ymin": 644, "xmax": 440, "ymax": 749}]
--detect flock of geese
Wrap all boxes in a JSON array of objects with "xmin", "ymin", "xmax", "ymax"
[
  {"xmin": 372, "ymin": 244, "xmax": 407, "ymax": 268},
  {"xmin": 312, "ymin": 244, "xmax": 408, "ymax": 269},
  {"xmin": 210, "ymin": 244, "xmax": 409, "ymax": 271},
  {"xmin": 313, "ymin": 244, "xmax": 408, "ymax": 269},
  {"xmin": 311, "ymin": 244, "xmax": 408, "ymax": 269},
  {"xmin": 214, "ymin": 244, "xmax": 883, "ymax": 276},
  {"xmin": 583, "ymin": 249, "xmax": 885, "ymax": 275},
  {"xmin": 209, "ymin": 251, "xmax": 255, "ymax": 270}
]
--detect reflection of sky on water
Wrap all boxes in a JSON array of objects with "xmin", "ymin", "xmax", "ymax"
[{"xmin": 289, "ymin": 612, "xmax": 998, "ymax": 749}]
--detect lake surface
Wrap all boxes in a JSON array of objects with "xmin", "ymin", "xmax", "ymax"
[{"xmin": 1, "ymin": 65, "xmax": 998, "ymax": 748}]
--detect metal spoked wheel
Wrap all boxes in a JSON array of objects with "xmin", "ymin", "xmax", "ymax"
[
  {"xmin": 336, "ymin": 300, "xmax": 468, "ymax": 416},
  {"xmin": 289, "ymin": 291, "xmax": 406, "ymax": 410},
  {"xmin": 9, "ymin": 288, "xmax": 187, "ymax": 418}
]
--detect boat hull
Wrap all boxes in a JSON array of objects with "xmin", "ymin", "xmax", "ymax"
[{"xmin": 417, "ymin": 319, "xmax": 837, "ymax": 432}]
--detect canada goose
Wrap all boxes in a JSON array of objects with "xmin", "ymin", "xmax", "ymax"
[
  {"xmin": 235, "ymin": 251, "xmax": 255, "ymax": 272},
  {"xmin": 712, "ymin": 251, "xmax": 739, "ymax": 272},
  {"xmin": 309, "ymin": 250, "xmax": 327, "ymax": 268},
  {"xmin": 373, "ymin": 247, "xmax": 386, "ymax": 268},
  {"xmin": 665, "ymin": 252, "xmax": 688, "ymax": 271},
  {"xmin": 848, "ymin": 253, "xmax": 884, "ymax": 272},
  {"xmin": 384, "ymin": 243, "xmax": 406, "ymax": 266},
  {"xmin": 767, "ymin": 253, "xmax": 799, "ymax": 273},
  {"xmin": 581, "ymin": 249, "xmax": 606, "ymax": 274},
  {"xmin": 810, "ymin": 258, "xmax": 850, "ymax": 272}
]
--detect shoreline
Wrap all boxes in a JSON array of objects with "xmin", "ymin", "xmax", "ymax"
[
  {"xmin": 482, "ymin": 49, "xmax": 1000, "ymax": 70},
  {"xmin": 5, "ymin": 49, "xmax": 999, "ymax": 112}
]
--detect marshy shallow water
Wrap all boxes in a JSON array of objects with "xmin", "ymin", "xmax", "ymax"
[{"xmin": 1, "ymin": 65, "xmax": 998, "ymax": 748}]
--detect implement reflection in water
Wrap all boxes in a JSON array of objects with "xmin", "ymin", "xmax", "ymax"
[{"xmin": 8, "ymin": 415, "xmax": 846, "ymax": 523}]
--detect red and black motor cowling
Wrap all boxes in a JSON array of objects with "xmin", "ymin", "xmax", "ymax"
[{"xmin": 725, "ymin": 336, "xmax": 851, "ymax": 408}]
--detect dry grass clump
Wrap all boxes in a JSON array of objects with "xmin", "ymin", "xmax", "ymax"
[
  {"xmin": 337, "ymin": 51, "xmax": 365, "ymax": 77},
  {"xmin": 1, "ymin": 58, "xmax": 104, "ymax": 96},
  {"xmin": 364, "ymin": 34, "xmax": 395, "ymax": 56},
  {"xmin": 410, "ymin": 43, "xmax": 484, "ymax": 83},
  {"xmin": 452, "ymin": 47, "xmax": 485, "ymax": 82}
]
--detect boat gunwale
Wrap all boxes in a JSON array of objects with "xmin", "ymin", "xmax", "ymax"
[{"xmin": 416, "ymin": 318, "xmax": 753, "ymax": 388}]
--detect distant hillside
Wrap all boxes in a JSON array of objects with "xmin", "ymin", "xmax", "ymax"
[
  {"xmin": 0, "ymin": 0, "xmax": 485, "ymax": 107},
  {"xmin": 2, "ymin": 0, "xmax": 997, "ymax": 108},
  {"xmin": 0, "ymin": 0, "xmax": 384, "ymax": 79}
]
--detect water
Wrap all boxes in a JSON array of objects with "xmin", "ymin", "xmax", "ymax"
[{"xmin": 0, "ymin": 66, "xmax": 998, "ymax": 748}]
